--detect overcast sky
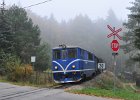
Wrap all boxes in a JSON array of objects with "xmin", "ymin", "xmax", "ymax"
[{"xmin": 6, "ymin": 0, "xmax": 134, "ymax": 21}]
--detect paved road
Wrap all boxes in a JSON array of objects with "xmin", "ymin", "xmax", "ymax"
[{"xmin": 0, "ymin": 82, "xmax": 114, "ymax": 100}]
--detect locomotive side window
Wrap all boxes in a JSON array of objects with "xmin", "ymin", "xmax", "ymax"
[
  {"xmin": 80, "ymin": 49, "xmax": 84, "ymax": 59},
  {"xmin": 88, "ymin": 52, "xmax": 93, "ymax": 60},
  {"xmin": 68, "ymin": 49, "xmax": 77, "ymax": 58},
  {"xmin": 53, "ymin": 50, "xmax": 61, "ymax": 60}
]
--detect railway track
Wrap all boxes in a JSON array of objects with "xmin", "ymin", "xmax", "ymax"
[
  {"xmin": 0, "ymin": 88, "xmax": 49, "ymax": 100},
  {"xmin": 52, "ymin": 81, "xmax": 84, "ymax": 90},
  {"xmin": 52, "ymin": 83, "xmax": 73, "ymax": 89}
]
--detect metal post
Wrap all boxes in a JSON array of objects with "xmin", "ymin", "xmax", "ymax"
[
  {"xmin": 32, "ymin": 62, "xmax": 34, "ymax": 70},
  {"xmin": 113, "ymin": 54, "xmax": 116, "ymax": 92},
  {"xmin": 113, "ymin": 27, "xmax": 116, "ymax": 92}
]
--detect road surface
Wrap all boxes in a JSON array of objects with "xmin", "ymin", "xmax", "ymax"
[{"xmin": 0, "ymin": 82, "xmax": 115, "ymax": 100}]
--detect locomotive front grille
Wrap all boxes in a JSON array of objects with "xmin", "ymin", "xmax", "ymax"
[{"xmin": 53, "ymin": 72, "xmax": 81, "ymax": 82}]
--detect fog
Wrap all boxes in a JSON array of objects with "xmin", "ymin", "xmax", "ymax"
[
  {"xmin": 27, "ymin": 9, "xmax": 126, "ymax": 70},
  {"xmin": 7, "ymin": 0, "xmax": 134, "ymax": 21},
  {"xmin": 5, "ymin": 0, "xmax": 134, "ymax": 71}
]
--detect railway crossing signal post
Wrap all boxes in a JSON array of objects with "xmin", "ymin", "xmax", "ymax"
[{"xmin": 107, "ymin": 25, "xmax": 122, "ymax": 92}]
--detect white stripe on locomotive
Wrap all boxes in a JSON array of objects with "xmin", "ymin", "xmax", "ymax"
[
  {"xmin": 53, "ymin": 59, "xmax": 95, "ymax": 71},
  {"xmin": 52, "ymin": 69, "xmax": 95, "ymax": 73}
]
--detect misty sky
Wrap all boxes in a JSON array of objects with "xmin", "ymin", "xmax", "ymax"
[{"xmin": 6, "ymin": 0, "xmax": 134, "ymax": 21}]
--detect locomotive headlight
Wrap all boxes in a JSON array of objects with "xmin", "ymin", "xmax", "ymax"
[
  {"xmin": 72, "ymin": 65, "xmax": 76, "ymax": 69},
  {"xmin": 55, "ymin": 66, "xmax": 58, "ymax": 70}
]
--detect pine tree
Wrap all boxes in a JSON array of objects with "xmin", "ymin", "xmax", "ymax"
[
  {"xmin": 6, "ymin": 6, "xmax": 41, "ymax": 63},
  {"xmin": 35, "ymin": 43, "xmax": 51, "ymax": 71},
  {"xmin": 0, "ymin": 8, "xmax": 14, "ymax": 53},
  {"xmin": 123, "ymin": 0, "xmax": 140, "ymax": 62}
]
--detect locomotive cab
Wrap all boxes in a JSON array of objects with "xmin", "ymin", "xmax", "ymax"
[
  {"xmin": 52, "ymin": 46, "xmax": 82, "ymax": 83},
  {"xmin": 52, "ymin": 45, "xmax": 97, "ymax": 83}
]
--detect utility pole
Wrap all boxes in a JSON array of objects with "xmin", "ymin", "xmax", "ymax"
[{"xmin": 1, "ymin": 0, "xmax": 6, "ymax": 15}]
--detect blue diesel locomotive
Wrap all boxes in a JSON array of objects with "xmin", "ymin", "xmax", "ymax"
[{"xmin": 52, "ymin": 45, "xmax": 100, "ymax": 83}]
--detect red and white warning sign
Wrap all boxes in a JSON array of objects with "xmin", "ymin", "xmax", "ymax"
[
  {"xmin": 107, "ymin": 25, "xmax": 122, "ymax": 53},
  {"xmin": 111, "ymin": 40, "xmax": 119, "ymax": 52},
  {"xmin": 107, "ymin": 25, "xmax": 122, "ymax": 40}
]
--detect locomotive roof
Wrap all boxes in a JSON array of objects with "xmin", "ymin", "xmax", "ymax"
[
  {"xmin": 53, "ymin": 46, "xmax": 80, "ymax": 49},
  {"xmin": 52, "ymin": 46, "xmax": 95, "ymax": 54}
]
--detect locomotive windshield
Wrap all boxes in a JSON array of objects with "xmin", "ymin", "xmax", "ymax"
[
  {"xmin": 53, "ymin": 50, "xmax": 61, "ymax": 60},
  {"xmin": 62, "ymin": 50, "xmax": 67, "ymax": 59},
  {"xmin": 53, "ymin": 48, "xmax": 77, "ymax": 60},
  {"xmin": 68, "ymin": 48, "xmax": 77, "ymax": 58}
]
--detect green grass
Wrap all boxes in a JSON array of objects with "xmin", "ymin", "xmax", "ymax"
[
  {"xmin": 134, "ymin": 85, "xmax": 140, "ymax": 90},
  {"xmin": 125, "ymin": 84, "xmax": 135, "ymax": 91},
  {"xmin": 68, "ymin": 87, "xmax": 140, "ymax": 100}
]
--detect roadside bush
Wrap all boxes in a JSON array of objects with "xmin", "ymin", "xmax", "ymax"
[
  {"xmin": 0, "ymin": 50, "xmax": 53, "ymax": 85},
  {"xmin": 29, "ymin": 70, "xmax": 54, "ymax": 85},
  {"xmin": 0, "ymin": 50, "xmax": 22, "ymax": 76},
  {"xmin": 0, "ymin": 50, "xmax": 33, "ymax": 82},
  {"xmin": 5, "ymin": 55, "xmax": 21, "ymax": 73},
  {"xmin": 7, "ymin": 64, "xmax": 33, "ymax": 82},
  {"xmin": 83, "ymin": 71, "xmax": 124, "ymax": 90}
]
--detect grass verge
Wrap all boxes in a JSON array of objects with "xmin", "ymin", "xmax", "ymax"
[
  {"xmin": 67, "ymin": 87, "xmax": 140, "ymax": 100},
  {"xmin": 134, "ymin": 85, "xmax": 140, "ymax": 90},
  {"xmin": 124, "ymin": 84, "xmax": 135, "ymax": 91}
]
